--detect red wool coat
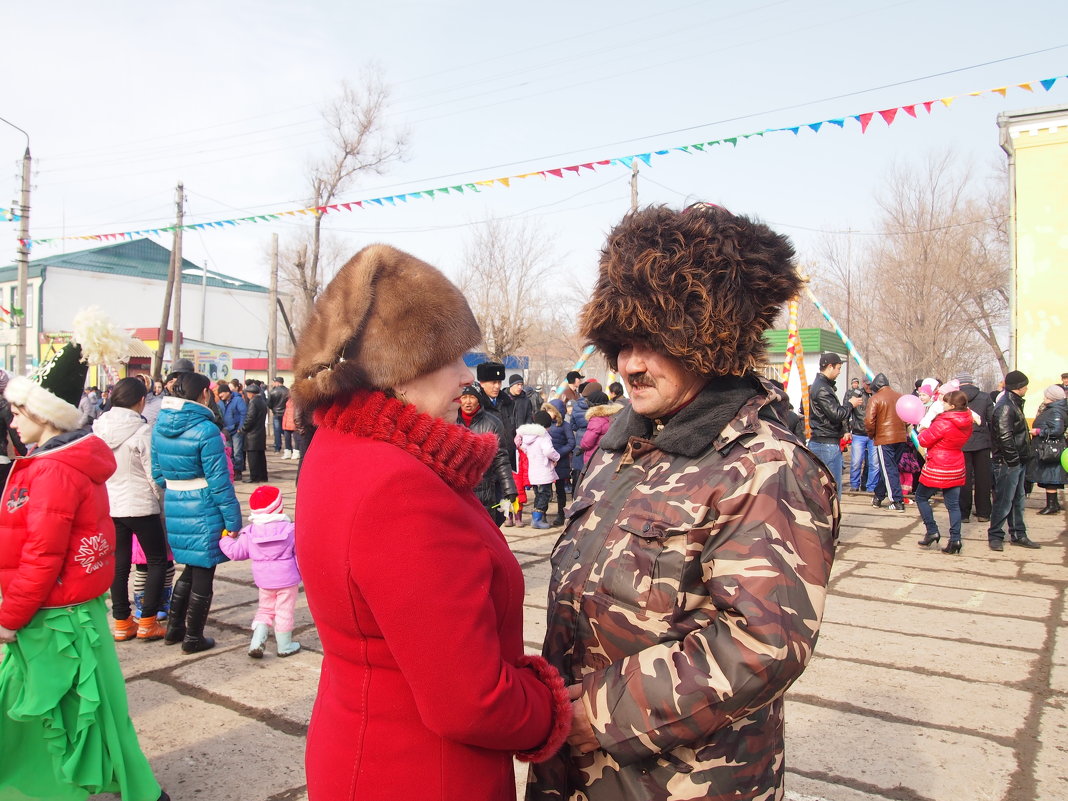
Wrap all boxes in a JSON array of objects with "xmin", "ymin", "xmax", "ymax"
[
  {"xmin": 918, "ymin": 410, "xmax": 974, "ymax": 488},
  {"xmin": 0, "ymin": 432, "xmax": 117, "ymax": 631},
  {"xmin": 297, "ymin": 391, "xmax": 570, "ymax": 801}
]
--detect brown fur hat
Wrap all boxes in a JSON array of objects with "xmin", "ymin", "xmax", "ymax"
[
  {"xmin": 292, "ymin": 244, "xmax": 480, "ymax": 415},
  {"xmin": 580, "ymin": 203, "xmax": 801, "ymax": 376}
]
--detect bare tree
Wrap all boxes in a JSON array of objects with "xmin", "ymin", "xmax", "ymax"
[
  {"xmin": 458, "ymin": 218, "xmax": 556, "ymax": 363},
  {"xmin": 287, "ymin": 69, "xmax": 408, "ymax": 322},
  {"xmin": 814, "ymin": 152, "xmax": 1009, "ymax": 387}
]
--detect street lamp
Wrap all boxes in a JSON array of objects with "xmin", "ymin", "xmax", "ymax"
[{"xmin": 0, "ymin": 114, "xmax": 30, "ymax": 375}]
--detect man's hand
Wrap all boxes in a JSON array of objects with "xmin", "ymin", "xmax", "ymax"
[
  {"xmin": 566, "ymin": 684, "xmax": 600, "ymax": 754},
  {"xmin": 849, "ymin": 395, "xmax": 863, "ymax": 408},
  {"xmin": 0, "ymin": 625, "xmax": 17, "ymax": 644}
]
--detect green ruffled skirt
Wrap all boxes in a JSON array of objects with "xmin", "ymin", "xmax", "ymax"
[{"xmin": 0, "ymin": 595, "xmax": 161, "ymax": 801}]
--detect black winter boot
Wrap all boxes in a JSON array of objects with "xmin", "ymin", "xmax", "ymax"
[
  {"xmin": 1037, "ymin": 493, "xmax": 1060, "ymax": 515},
  {"xmin": 181, "ymin": 591, "xmax": 216, "ymax": 654},
  {"xmin": 164, "ymin": 577, "xmax": 192, "ymax": 645}
]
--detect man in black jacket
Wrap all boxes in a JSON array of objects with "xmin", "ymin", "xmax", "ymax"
[
  {"xmin": 807, "ymin": 352, "xmax": 862, "ymax": 497},
  {"xmin": 847, "ymin": 380, "xmax": 875, "ymax": 492},
  {"xmin": 471, "ymin": 361, "xmax": 516, "ymax": 465},
  {"xmin": 504, "ymin": 374, "xmax": 535, "ymax": 431},
  {"xmin": 242, "ymin": 384, "xmax": 270, "ymax": 484},
  {"xmin": 956, "ymin": 372, "xmax": 993, "ymax": 523},
  {"xmin": 988, "ymin": 370, "xmax": 1040, "ymax": 551},
  {"xmin": 267, "ymin": 377, "xmax": 290, "ymax": 456},
  {"xmin": 457, "ymin": 386, "xmax": 516, "ymax": 524}
]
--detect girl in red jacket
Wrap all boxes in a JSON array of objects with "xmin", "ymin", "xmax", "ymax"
[
  {"xmin": 0, "ymin": 308, "xmax": 167, "ymax": 801},
  {"xmin": 292, "ymin": 245, "xmax": 571, "ymax": 801},
  {"xmin": 916, "ymin": 390, "xmax": 976, "ymax": 554}
]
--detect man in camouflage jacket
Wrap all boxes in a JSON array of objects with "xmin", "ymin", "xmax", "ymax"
[{"xmin": 528, "ymin": 203, "xmax": 840, "ymax": 801}]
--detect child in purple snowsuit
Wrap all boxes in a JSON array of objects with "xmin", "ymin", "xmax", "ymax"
[{"xmin": 219, "ymin": 485, "xmax": 302, "ymax": 658}]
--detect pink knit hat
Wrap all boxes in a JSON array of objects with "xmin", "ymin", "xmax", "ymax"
[{"xmin": 249, "ymin": 485, "xmax": 284, "ymax": 516}]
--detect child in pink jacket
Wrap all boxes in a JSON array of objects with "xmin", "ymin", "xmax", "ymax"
[
  {"xmin": 220, "ymin": 485, "xmax": 302, "ymax": 658},
  {"xmin": 515, "ymin": 411, "xmax": 560, "ymax": 529}
]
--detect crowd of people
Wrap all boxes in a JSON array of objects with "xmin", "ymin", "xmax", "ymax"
[
  {"xmin": 0, "ymin": 201, "xmax": 1061, "ymax": 801},
  {"xmin": 807, "ymin": 361, "xmax": 1068, "ymax": 554}
]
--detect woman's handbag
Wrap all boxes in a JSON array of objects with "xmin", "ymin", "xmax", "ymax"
[{"xmin": 1034, "ymin": 435, "xmax": 1066, "ymax": 465}]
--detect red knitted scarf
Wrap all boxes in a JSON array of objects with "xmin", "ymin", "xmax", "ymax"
[{"xmin": 315, "ymin": 390, "xmax": 497, "ymax": 491}]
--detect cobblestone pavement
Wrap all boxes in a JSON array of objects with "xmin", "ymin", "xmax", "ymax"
[{"xmin": 93, "ymin": 451, "xmax": 1067, "ymax": 800}]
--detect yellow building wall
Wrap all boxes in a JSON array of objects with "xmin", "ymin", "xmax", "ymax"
[{"xmin": 1011, "ymin": 123, "xmax": 1068, "ymax": 412}]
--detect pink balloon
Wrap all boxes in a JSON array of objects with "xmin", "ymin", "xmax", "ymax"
[{"xmin": 896, "ymin": 394, "xmax": 925, "ymax": 425}]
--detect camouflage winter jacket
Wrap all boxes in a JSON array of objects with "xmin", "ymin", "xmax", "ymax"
[{"xmin": 527, "ymin": 377, "xmax": 839, "ymax": 801}]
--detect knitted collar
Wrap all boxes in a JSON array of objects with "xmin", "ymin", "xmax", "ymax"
[{"xmin": 315, "ymin": 390, "xmax": 497, "ymax": 491}]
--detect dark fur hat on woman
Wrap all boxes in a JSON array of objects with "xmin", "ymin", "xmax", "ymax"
[
  {"xmin": 580, "ymin": 203, "xmax": 802, "ymax": 377},
  {"xmin": 292, "ymin": 244, "xmax": 481, "ymax": 415}
]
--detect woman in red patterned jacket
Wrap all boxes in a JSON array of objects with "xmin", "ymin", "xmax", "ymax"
[
  {"xmin": 0, "ymin": 309, "xmax": 167, "ymax": 801},
  {"xmin": 916, "ymin": 390, "xmax": 976, "ymax": 555}
]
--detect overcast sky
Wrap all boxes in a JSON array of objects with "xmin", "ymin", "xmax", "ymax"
[{"xmin": 3, "ymin": 0, "xmax": 1065, "ymax": 307}]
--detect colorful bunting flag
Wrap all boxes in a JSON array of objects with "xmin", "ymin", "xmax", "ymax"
[{"xmin": 22, "ymin": 71, "xmax": 1067, "ymax": 246}]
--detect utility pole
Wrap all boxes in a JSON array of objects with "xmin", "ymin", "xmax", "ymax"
[
  {"xmin": 170, "ymin": 183, "xmax": 185, "ymax": 369},
  {"xmin": 15, "ymin": 145, "xmax": 30, "ymax": 374},
  {"xmin": 845, "ymin": 228, "xmax": 852, "ymax": 387},
  {"xmin": 200, "ymin": 259, "xmax": 208, "ymax": 341},
  {"xmin": 630, "ymin": 162, "xmax": 639, "ymax": 211},
  {"xmin": 152, "ymin": 183, "xmax": 182, "ymax": 377},
  {"xmin": 268, "ymin": 233, "xmax": 278, "ymax": 381}
]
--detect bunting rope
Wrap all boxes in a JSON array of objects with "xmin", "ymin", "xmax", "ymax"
[{"xmin": 14, "ymin": 72, "xmax": 1065, "ymax": 246}]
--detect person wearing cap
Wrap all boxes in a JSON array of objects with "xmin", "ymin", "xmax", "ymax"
[
  {"xmin": 471, "ymin": 361, "xmax": 518, "ymax": 463},
  {"xmin": 241, "ymin": 383, "xmax": 270, "ymax": 484},
  {"xmin": 217, "ymin": 381, "xmax": 248, "ymax": 480},
  {"xmin": 291, "ymin": 244, "xmax": 571, "ymax": 801},
  {"xmin": 457, "ymin": 384, "xmax": 518, "ymax": 523},
  {"xmin": 506, "ymin": 373, "xmax": 536, "ymax": 430},
  {"xmin": 846, "ymin": 379, "xmax": 875, "ymax": 492},
  {"xmin": 0, "ymin": 308, "xmax": 169, "ymax": 801},
  {"xmin": 560, "ymin": 370, "xmax": 583, "ymax": 403},
  {"xmin": 807, "ymin": 352, "xmax": 862, "ymax": 497},
  {"xmin": 267, "ymin": 376, "xmax": 291, "ymax": 457},
  {"xmin": 988, "ymin": 370, "xmax": 1040, "ymax": 551},
  {"xmin": 219, "ymin": 485, "xmax": 302, "ymax": 658},
  {"xmin": 163, "ymin": 357, "xmax": 196, "ymax": 395},
  {"xmin": 865, "ymin": 373, "xmax": 908, "ymax": 511},
  {"xmin": 527, "ymin": 204, "xmax": 838, "ymax": 801}
]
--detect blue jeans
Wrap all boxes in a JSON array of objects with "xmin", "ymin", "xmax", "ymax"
[
  {"xmin": 808, "ymin": 440, "xmax": 843, "ymax": 498},
  {"xmin": 873, "ymin": 443, "xmax": 905, "ymax": 503},
  {"xmin": 849, "ymin": 434, "xmax": 876, "ymax": 490},
  {"xmin": 533, "ymin": 483, "xmax": 553, "ymax": 513},
  {"xmin": 272, "ymin": 416, "xmax": 284, "ymax": 452},
  {"xmin": 229, "ymin": 430, "xmax": 246, "ymax": 473},
  {"xmin": 916, "ymin": 482, "xmax": 962, "ymax": 541},
  {"xmin": 988, "ymin": 462, "xmax": 1027, "ymax": 543}
]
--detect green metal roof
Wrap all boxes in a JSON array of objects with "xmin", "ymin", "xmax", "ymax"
[
  {"xmin": 763, "ymin": 327, "xmax": 847, "ymax": 355},
  {"xmin": 0, "ymin": 238, "xmax": 267, "ymax": 294}
]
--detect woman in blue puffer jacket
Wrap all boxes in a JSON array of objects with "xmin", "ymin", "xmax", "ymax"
[{"xmin": 152, "ymin": 372, "xmax": 241, "ymax": 654}]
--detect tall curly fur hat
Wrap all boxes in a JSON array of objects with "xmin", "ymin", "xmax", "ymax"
[
  {"xmin": 292, "ymin": 244, "xmax": 481, "ymax": 415},
  {"xmin": 580, "ymin": 203, "xmax": 802, "ymax": 376},
  {"xmin": 5, "ymin": 306, "xmax": 131, "ymax": 431}
]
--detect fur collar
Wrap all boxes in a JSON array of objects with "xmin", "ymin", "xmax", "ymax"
[
  {"xmin": 315, "ymin": 390, "xmax": 497, "ymax": 491},
  {"xmin": 585, "ymin": 402, "xmax": 623, "ymax": 419},
  {"xmin": 600, "ymin": 374, "xmax": 764, "ymax": 458}
]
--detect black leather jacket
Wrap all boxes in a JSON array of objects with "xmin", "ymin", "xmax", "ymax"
[
  {"xmin": 846, "ymin": 388, "xmax": 869, "ymax": 436},
  {"xmin": 459, "ymin": 408, "xmax": 517, "ymax": 508},
  {"xmin": 808, "ymin": 373, "xmax": 851, "ymax": 442},
  {"xmin": 990, "ymin": 391, "xmax": 1032, "ymax": 466}
]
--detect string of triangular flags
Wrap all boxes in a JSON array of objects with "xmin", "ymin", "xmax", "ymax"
[{"xmin": 12, "ymin": 73, "xmax": 1065, "ymax": 247}]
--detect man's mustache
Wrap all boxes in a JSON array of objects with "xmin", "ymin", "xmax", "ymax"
[{"xmin": 628, "ymin": 375, "xmax": 654, "ymax": 389}]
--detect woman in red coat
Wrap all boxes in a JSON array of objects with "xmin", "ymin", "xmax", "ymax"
[
  {"xmin": 292, "ymin": 245, "xmax": 571, "ymax": 801},
  {"xmin": 916, "ymin": 390, "xmax": 975, "ymax": 554},
  {"xmin": 0, "ymin": 308, "xmax": 166, "ymax": 801}
]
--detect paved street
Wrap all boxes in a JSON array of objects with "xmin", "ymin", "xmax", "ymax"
[{"xmin": 98, "ymin": 451, "xmax": 1068, "ymax": 801}]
